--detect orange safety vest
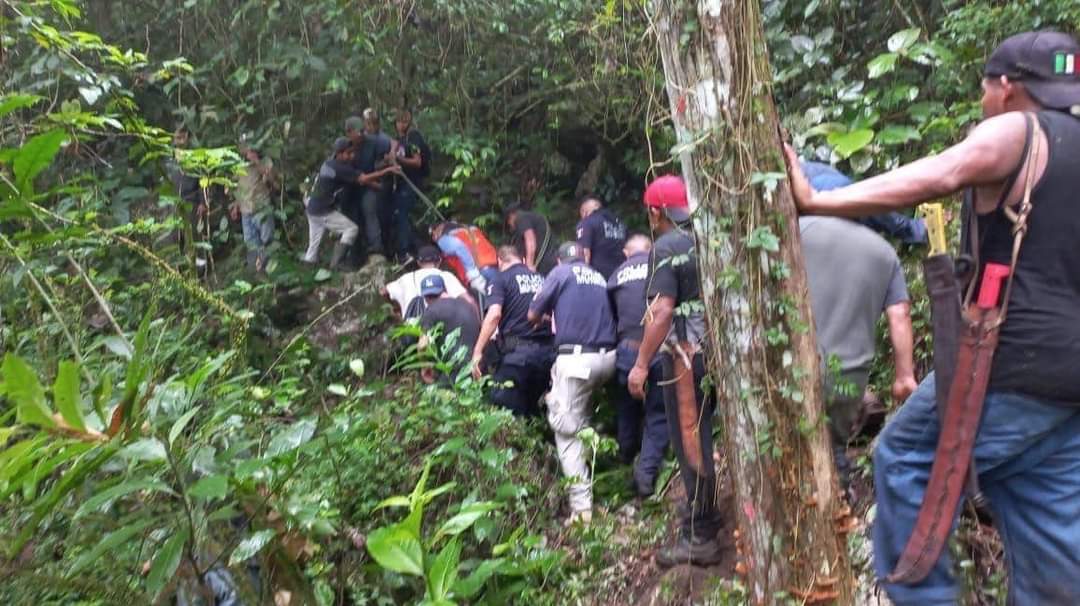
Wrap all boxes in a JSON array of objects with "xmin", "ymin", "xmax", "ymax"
[{"xmin": 444, "ymin": 226, "xmax": 497, "ymax": 284}]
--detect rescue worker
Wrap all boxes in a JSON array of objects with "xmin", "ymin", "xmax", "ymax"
[
  {"xmin": 419, "ymin": 274, "xmax": 480, "ymax": 384},
  {"xmin": 784, "ymin": 30, "xmax": 1080, "ymax": 605},
  {"xmin": 505, "ymin": 203, "xmax": 557, "ymax": 275},
  {"xmin": 390, "ymin": 109, "xmax": 431, "ymax": 262},
  {"xmin": 382, "ymin": 245, "xmax": 474, "ymax": 320},
  {"xmin": 608, "ymin": 234, "xmax": 668, "ymax": 496},
  {"xmin": 470, "ymin": 245, "xmax": 555, "ymax": 417},
  {"xmin": 799, "ymin": 215, "xmax": 916, "ymax": 490},
  {"xmin": 429, "ymin": 221, "xmax": 499, "ymax": 301},
  {"xmin": 528, "ymin": 241, "xmax": 617, "ymax": 525},
  {"xmin": 627, "ymin": 175, "xmax": 722, "ymax": 567},
  {"xmin": 576, "ymin": 195, "xmax": 627, "ymax": 279},
  {"xmin": 301, "ymin": 138, "xmax": 379, "ymax": 268}
]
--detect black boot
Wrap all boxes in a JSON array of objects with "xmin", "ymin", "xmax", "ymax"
[
  {"xmin": 633, "ymin": 466, "xmax": 656, "ymax": 498},
  {"xmin": 656, "ymin": 532, "xmax": 723, "ymax": 568}
]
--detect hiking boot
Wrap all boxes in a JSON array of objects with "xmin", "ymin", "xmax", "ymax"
[{"xmin": 656, "ymin": 534, "xmax": 723, "ymax": 569}]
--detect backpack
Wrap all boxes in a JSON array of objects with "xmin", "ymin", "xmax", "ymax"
[{"xmin": 403, "ymin": 294, "xmax": 428, "ymax": 322}]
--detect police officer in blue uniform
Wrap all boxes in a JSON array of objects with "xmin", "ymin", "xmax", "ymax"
[
  {"xmin": 576, "ymin": 195, "xmax": 628, "ymax": 279},
  {"xmin": 608, "ymin": 234, "xmax": 669, "ymax": 496},
  {"xmin": 471, "ymin": 246, "xmax": 556, "ymax": 417}
]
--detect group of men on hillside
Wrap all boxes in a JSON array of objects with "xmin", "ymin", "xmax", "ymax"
[{"xmin": 301, "ymin": 108, "xmax": 430, "ymax": 269}]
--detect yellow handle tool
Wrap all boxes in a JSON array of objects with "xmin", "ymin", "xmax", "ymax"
[{"xmin": 919, "ymin": 203, "xmax": 948, "ymax": 257}]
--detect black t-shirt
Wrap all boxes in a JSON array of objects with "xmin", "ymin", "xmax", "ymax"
[
  {"xmin": 577, "ymin": 208, "xmax": 627, "ymax": 279},
  {"xmin": 421, "ymin": 297, "xmax": 480, "ymax": 358},
  {"xmin": 395, "ymin": 129, "xmax": 430, "ymax": 186},
  {"xmin": 307, "ymin": 159, "xmax": 361, "ymax": 216},
  {"xmin": 530, "ymin": 261, "xmax": 616, "ymax": 348},
  {"xmin": 647, "ymin": 229, "xmax": 706, "ymax": 347},
  {"xmin": 513, "ymin": 211, "xmax": 557, "ymax": 275},
  {"xmin": 487, "ymin": 263, "xmax": 551, "ymax": 341},
  {"xmin": 607, "ymin": 252, "xmax": 649, "ymax": 342}
]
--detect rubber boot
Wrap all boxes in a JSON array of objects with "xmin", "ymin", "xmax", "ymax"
[
  {"xmin": 329, "ymin": 242, "xmax": 349, "ymax": 270},
  {"xmin": 656, "ymin": 532, "xmax": 723, "ymax": 568}
]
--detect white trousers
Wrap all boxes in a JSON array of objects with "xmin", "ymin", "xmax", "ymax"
[
  {"xmin": 303, "ymin": 208, "xmax": 358, "ymax": 263},
  {"xmin": 546, "ymin": 349, "xmax": 616, "ymax": 513}
]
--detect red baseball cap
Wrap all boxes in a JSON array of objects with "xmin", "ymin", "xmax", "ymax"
[{"xmin": 643, "ymin": 175, "xmax": 691, "ymax": 222}]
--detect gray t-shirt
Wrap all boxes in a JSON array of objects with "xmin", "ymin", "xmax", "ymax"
[{"xmin": 799, "ymin": 216, "xmax": 908, "ymax": 378}]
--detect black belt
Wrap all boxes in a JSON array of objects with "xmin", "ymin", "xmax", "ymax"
[
  {"xmin": 557, "ymin": 344, "xmax": 612, "ymax": 355},
  {"xmin": 501, "ymin": 336, "xmax": 552, "ymax": 351}
]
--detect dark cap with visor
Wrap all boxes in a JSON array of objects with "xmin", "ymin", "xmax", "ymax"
[{"xmin": 985, "ymin": 31, "xmax": 1080, "ymax": 111}]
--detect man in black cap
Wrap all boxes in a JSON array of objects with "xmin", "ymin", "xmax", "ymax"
[
  {"xmin": 784, "ymin": 30, "xmax": 1080, "ymax": 605},
  {"xmin": 419, "ymin": 273, "xmax": 480, "ymax": 383},
  {"xmin": 470, "ymin": 245, "xmax": 555, "ymax": 417},
  {"xmin": 628, "ymin": 175, "xmax": 722, "ymax": 567},
  {"xmin": 505, "ymin": 203, "xmax": 558, "ymax": 275},
  {"xmin": 382, "ymin": 245, "xmax": 474, "ymax": 320},
  {"xmin": 528, "ymin": 241, "xmax": 617, "ymax": 524},
  {"xmin": 608, "ymin": 234, "xmax": 668, "ymax": 496},
  {"xmin": 301, "ymin": 138, "xmax": 366, "ymax": 268},
  {"xmin": 576, "ymin": 195, "xmax": 627, "ymax": 279}
]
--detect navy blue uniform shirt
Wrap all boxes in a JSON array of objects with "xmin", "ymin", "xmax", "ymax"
[
  {"xmin": 488, "ymin": 263, "xmax": 551, "ymax": 341},
  {"xmin": 577, "ymin": 208, "xmax": 627, "ymax": 279},
  {"xmin": 530, "ymin": 260, "xmax": 616, "ymax": 348},
  {"xmin": 607, "ymin": 252, "xmax": 650, "ymax": 343}
]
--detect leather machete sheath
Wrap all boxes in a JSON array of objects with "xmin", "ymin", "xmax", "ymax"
[{"xmin": 887, "ymin": 306, "xmax": 1000, "ymax": 584}]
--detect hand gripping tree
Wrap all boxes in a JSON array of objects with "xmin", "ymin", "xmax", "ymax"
[{"xmin": 650, "ymin": 1, "xmax": 856, "ymax": 603}]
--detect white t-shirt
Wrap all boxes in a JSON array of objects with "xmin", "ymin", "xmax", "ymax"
[{"xmin": 385, "ymin": 268, "xmax": 468, "ymax": 315}]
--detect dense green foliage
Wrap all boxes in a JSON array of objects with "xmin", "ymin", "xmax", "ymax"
[{"xmin": 2, "ymin": 0, "xmax": 1079, "ymax": 604}]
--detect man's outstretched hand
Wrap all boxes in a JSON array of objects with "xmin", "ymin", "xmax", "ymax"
[
  {"xmin": 782, "ymin": 143, "xmax": 815, "ymax": 213},
  {"xmin": 627, "ymin": 364, "xmax": 648, "ymax": 400}
]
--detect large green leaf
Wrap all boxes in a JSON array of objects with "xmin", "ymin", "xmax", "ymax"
[
  {"xmin": 168, "ymin": 408, "xmax": 199, "ymax": 446},
  {"xmin": 867, "ymin": 52, "xmax": 899, "ymax": 79},
  {"xmin": 3, "ymin": 354, "xmax": 55, "ymax": 428},
  {"xmin": 453, "ymin": 558, "xmax": 506, "ymax": 599},
  {"xmin": 188, "ymin": 474, "xmax": 228, "ymax": 501},
  {"xmin": 888, "ymin": 28, "xmax": 921, "ymax": 54},
  {"xmin": 367, "ymin": 524, "xmax": 425, "ymax": 577},
  {"xmin": 433, "ymin": 502, "xmax": 500, "ymax": 544},
  {"xmin": 0, "ymin": 94, "xmax": 42, "ymax": 120},
  {"xmin": 266, "ymin": 418, "xmax": 316, "ymax": 457},
  {"xmin": 229, "ymin": 529, "xmax": 276, "ymax": 566},
  {"xmin": 75, "ymin": 478, "xmax": 174, "ymax": 518},
  {"xmin": 67, "ymin": 518, "xmax": 155, "ymax": 576},
  {"xmin": 427, "ymin": 538, "xmax": 462, "ymax": 602},
  {"xmin": 146, "ymin": 528, "xmax": 188, "ymax": 600},
  {"xmin": 53, "ymin": 361, "xmax": 87, "ymax": 432},
  {"xmin": 877, "ymin": 125, "xmax": 922, "ymax": 146},
  {"xmin": 13, "ymin": 130, "xmax": 67, "ymax": 193},
  {"xmin": 827, "ymin": 129, "xmax": 875, "ymax": 159}
]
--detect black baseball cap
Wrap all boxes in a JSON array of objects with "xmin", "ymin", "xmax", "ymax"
[
  {"xmin": 417, "ymin": 245, "xmax": 442, "ymax": 263},
  {"xmin": 985, "ymin": 31, "xmax": 1080, "ymax": 110}
]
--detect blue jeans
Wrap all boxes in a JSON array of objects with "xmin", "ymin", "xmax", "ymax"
[
  {"xmin": 873, "ymin": 372, "xmax": 1080, "ymax": 605},
  {"xmin": 393, "ymin": 185, "xmax": 418, "ymax": 256},
  {"xmin": 241, "ymin": 210, "xmax": 274, "ymax": 269}
]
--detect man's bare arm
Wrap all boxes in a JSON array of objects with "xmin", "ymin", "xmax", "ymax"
[
  {"xmin": 634, "ymin": 296, "xmax": 674, "ymax": 371},
  {"xmin": 523, "ymin": 229, "xmax": 538, "ymax": 269},
  {"xmin": 885, "ymin": 301, "xmax": 918, "ymax": 401},
  {"xmin": 472, "ymin": 305, "xmax": 502, "ymax": 362},
  {"xmin": 582, "ymin": 247, "xmax": 592, "ymax": 265},
  {"xmin": 786, "ymin": 112, "xmax": 1030, "ymax": 216}
]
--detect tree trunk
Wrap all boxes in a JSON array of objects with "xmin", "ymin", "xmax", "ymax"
[{"xmin": 650, "ymin": 1, "xmax": 856, "ymax": 604}]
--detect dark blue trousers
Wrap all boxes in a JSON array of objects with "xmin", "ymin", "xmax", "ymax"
[
  {"xmin": 490, "ymin": 343, "xmax": 555, "ymax": 417},
  {"xmin": 615, "ymin": 344, "xmax": 669, "ymax": 486}
]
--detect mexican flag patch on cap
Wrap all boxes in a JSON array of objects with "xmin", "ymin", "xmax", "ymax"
[{"xmin": 1055, "ymin": 51, "xmax": 1076, "ymax": 75}]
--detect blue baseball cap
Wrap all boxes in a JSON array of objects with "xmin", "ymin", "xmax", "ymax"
[{"xmin": 420, "ymin": 274, "xmax": 446, "ymax": 296}]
